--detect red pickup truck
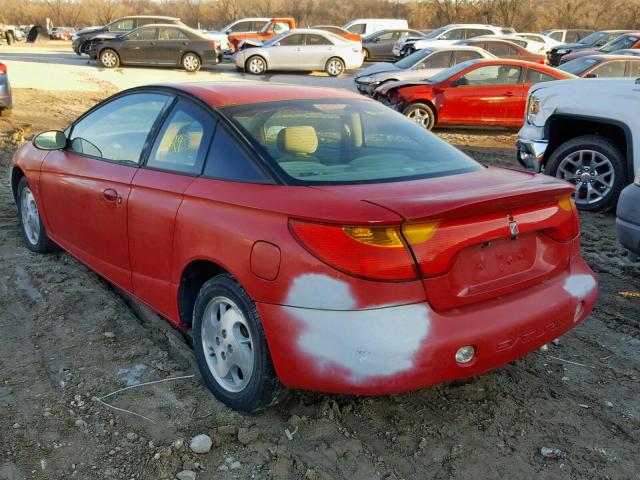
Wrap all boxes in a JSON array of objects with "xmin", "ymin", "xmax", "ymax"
[{"xmin": 228, "ymin": 17, "xmax": 296, "ymax": 52}]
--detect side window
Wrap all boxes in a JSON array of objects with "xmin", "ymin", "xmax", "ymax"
[
  {"xmin": 376, "ymin": 31, "xmax": 395, "ymax": 41},
  {"xmin": 253, "ymin": 21, "xmax": 269, "ymax": 31},
  {"xmin": 69, "ymin": 93, "xmax": 171, "ymax": 164},
  {"xmin": 231, "ymin": 21, "xmax": 253, "ymax": 32},
  {"xmin": 423, "ymin": 51, "xmax": 452, "ymax": 68},
  {"xmin": 629, "ymin": 60, "xmax": 640, "ymax": 77},
  {"xmin": 204, "ymin": 125, "xmax": 269, "ymax": 182},
  {"xmin": 486, "ymin": 42, "xmax": 511, "ymax": 56},
  {"xmin": 279, "ymin": 34, "xmax": 304, "ymax": 46},
  {"xmin": 159, "ymin": 28, "xmax": 188, "ymax": 40},
  {"xmin": 272, "ymin": 22, "xmax": 290, "ymax": 34},
  {"xmin": 128, "ymin": 28, "xmax": 156, "ymax": 41},
  {"xmin": 549, "ymin": 31, "xmax": 563, "ymax": 41},
  {"xmin": 465, "ymin": 29, "xmax": 491, "ymax": 39},
  {"xmin": 113, "ymin": 19, "xmax": 134, "ymax": 31},
  {"xmin": 440, "ymin": 28, "xmax": 464, "ymax": 41},
  {"xmin": 306, "ymin": 34, "xmax": 332, "ymax": 46},
  {"xmin": 346, "ymin": 23, "xmax": 366, "ymax": 35},
  {"xmin": 137, "ymin": 18, "xmax": 156, "ymax": 27},
  {"xmin": 147, "ymin": 100, "xmax": 213, "ymax": 175},
  {"xmin": 565, "ymin": 31, "xmax": 579, "ymax": 43},
  {"xmin": 454, "ymin": 50, "xmax": 482, "ymax": 63},
  {"xmin": 460, "ymin": 65, "xmax": 522, "ymax": 85},
  {"xmin": 525, "ymin": 69, "xmax": 558, "ymax": 83},
  {"xmin": 591, "ymin": 61, "xmax": 627, "ymax": 78},
  {"xmin": 510, "ymin": 39, "xmax": 527, "ymax": 48}
]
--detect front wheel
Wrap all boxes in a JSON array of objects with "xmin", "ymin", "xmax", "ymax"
[
  {"xmin": 100, "ymin": 49, "xmax": 120, "ymax": 68},
  {"xmin": 546, "ymin": 135, "xmax": 626, "ymax": 212},
  {"xmin": 192, "ymin": 274, "xmax": 284, "ymax": 412},
  {"xmin": 403, "ymin": 102, "xmax": 436, "ymax": 130},
  {"xmin": 245, "ymin": 55, "xmax": 267, "ymax": 75},
  {"xmin": 182, "ymin": 52, "xmax": 201, "ymax": 72},
  {"xmin": 17, "ymin": 177, "xmax": 56, "ymax": 253},
  {"xmin": 6, "ymin": 31, "xmax": 15, "ymax": 45},
  {"xmin": 363, "ymin": 49, "xmax": 369, "ymax": 62},
  {"xmin": 326, "ymin": 57, "xmax": 345, "ymax": 76}
]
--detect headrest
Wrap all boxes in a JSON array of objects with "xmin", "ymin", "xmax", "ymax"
[{"xmin": 277, "ymin": 126, "xmax": 318, "ymax": 155}]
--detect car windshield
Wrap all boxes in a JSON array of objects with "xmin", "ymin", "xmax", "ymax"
[
  {"xmin": 601, "ymin": 35, "xmax": 638, "ymax": 52},
  {"xmin": 578, "ymin": 31, "xmax": 607, "ymax": 45},
  {"xmin": 426, "ymin": 59, "xmax": 476, "ymax": 83},
  {"xmin": 221, "ymin": 99, "xmax": 481, "ymax": 185},
  {"xmin": 263, "ymin": 32, "xmax": 288, "ymax": 46},
  {"xmin": 394, "ymin": 48, "xmax": 433, "ymax": 69},
  {"xmin": 558, "ymin": 57, "xmax": 600, "ymax": 75}
]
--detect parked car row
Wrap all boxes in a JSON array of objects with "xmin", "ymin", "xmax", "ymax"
[{"xmin": 0, "ymin": 62, "xmax": 12, "ymax": 116}]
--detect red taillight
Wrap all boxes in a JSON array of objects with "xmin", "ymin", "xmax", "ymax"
[
  {"xmin": 289, "ymin": 220, "xmax": 417, "ymax": 281},
  {"xmin": 0, "ymin": 63, "xmax": 6, "ymax": 75}
]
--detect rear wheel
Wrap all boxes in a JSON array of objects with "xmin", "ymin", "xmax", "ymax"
[
  {"xmin": 246, "ymin": 55, "xmax": 267, "ymax": 75},
  {"xmin": 182, "ymin": 52, "xmax": 201, "ymax": 72},
  {"xmin": 363, "ymin": 49, "xmax": 369, "ymax": 61},
  {"xmin": 99, "ymin": 49, "xmax": 120, "ymax": 68},
  {"xmin": 192, "ymin": 274, "xmax": 284, "ymax": 412},
  {"xmin": 326, "ymin": 57, "xmax": 345, "ymax": 76},
  {"xmin": 403, "ymin": 102, "xmax": 436, "ymax": 130},
  {"xmin": 6, "ymin": 31, "xmax": 14, "ymax": 45},
  {"xmin": 17, "ymin": 177, "xmax": 55, "ymax": 253},
  {"xmin": 546, "ymin": 135, "xmax": 625, "ymax": 212}
]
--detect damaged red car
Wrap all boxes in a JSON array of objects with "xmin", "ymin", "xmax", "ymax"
[
  {"xmin": 376, "ymin": 59, "xmax": 574, "ymax": 130},
  {"xmin": 10, "ymin": 83, "xmax": 597, "ymax": 411}
]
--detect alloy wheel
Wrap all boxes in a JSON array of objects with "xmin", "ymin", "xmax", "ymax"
[
  {"xmin": 20, "ymin": 186, "xmax": 40, "ymax": 245},
  {"xmin": 247, "ymin": 57, "xmax": 265, "ymax": 74},
  {"xmin": 406, "ymin": 107, "xmax": 432, "ymax": 129},
  {"xmin": 556, "ymin": 149, "xmax": 615, "ymax": 206},
  {"xmin": 201, "ymin": 296, "xmax": 254, "ymax": 393}
]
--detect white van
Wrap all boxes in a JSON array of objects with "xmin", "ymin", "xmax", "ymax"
[{"xmin": 342, "ymin": 19, "xmax": 408, "ymax": 37}]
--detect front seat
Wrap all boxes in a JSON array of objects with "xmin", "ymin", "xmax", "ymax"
[{"xmin": 276, "ymin": 126, "xmax": 319, "ymax": 163}]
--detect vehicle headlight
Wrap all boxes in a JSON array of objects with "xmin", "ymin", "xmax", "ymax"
[
  {"xmin": 526, "ymin": 95, "xmax": 541, "ymax": 124},
  {"xmin": 557, "ymin": 49, "xmax": 569, "ymax": 54},
  {"xmin": 359, "ymin": 76, "xmax": 379, "ymax": 84}
]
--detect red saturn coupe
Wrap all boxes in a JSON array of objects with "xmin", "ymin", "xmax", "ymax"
[
  {"xmin": 10, "ymin": 83, "xmax": 597, "ymax": 411},
  {"xmin": 375, "ymin": 59, "xmax": 574, "ymax": 130}
]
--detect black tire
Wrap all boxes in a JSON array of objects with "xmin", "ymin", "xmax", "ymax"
[
  {"xmin": 545, "ymin": 135, "xmax": 626, "ymax": 212},
  {"xmin": 192, "ymin": 274, "xmax": 285, "ymax": 412},
  {"xmin": 182, "ymin": 52, "xmax": 201, "ymax": 72},
  {"xmin": 403, "ymin": 102, "xmax": 436, "ymax": 130},
  {"xmin": 326, "ymin": 57, "xmax": 345, "ymax": 76},
  {"xmin": 16, "ymin": 177, "xmax": 56, "ymax": 253},
  {"xmin": 363, "ymin": 49, "xmax": 369, "ymax": 62},
  {"xmin": 245, "ymin": 55, "xmax": 267, "ymax": 75},
  {"xmin": 6, "ymin": 31, "xmax": 15, "ymax": 45},
  {"xmin": 99, "ymin": 48, "xmax": 120, "ymax": 68}
]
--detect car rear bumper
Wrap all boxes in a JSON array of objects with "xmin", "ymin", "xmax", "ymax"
[
  {"xmin": 258, "ymin": 255, "xmax": 597, "ymax": 395},
  {"xmin": 616, "ymin": 183, "xmax": 640, "ymax": 259}
]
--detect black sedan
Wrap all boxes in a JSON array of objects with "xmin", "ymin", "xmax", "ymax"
[{"xmin": 88, "ymin": 24, "xmax": 220, "ymax": 72}]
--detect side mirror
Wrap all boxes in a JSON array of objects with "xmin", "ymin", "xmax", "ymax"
[
  {"xmin": 585, "ymin": 73, "xmax": 598, "ymax": 78},
  {"xmin": 451, "ymin": 77, "xmax": 466, "ymax": 87},
  {"xmin": 33, "ymin": 130, "xmax": 67, "ymax": 150}
]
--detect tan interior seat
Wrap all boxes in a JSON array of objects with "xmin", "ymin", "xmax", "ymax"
[{"xmin": 276, "ymin": 126, "xmax": 319, "ymax": 163}]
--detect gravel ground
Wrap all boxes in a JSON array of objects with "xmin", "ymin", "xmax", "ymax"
[{"xmin": 0, "ymin": 88, "xmax": 639, "ymax": 480}]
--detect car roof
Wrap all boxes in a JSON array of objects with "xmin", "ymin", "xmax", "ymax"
[
  {"xmin": 162, "ymin": 82, "xmax": 363, "ymax": 108},
  {"xmin": 283, "ymin": 28, "xmax": 335, "ymax": 35},
  {"xmin": 119, "ymin": 15, "xmax": 180, "ymax": 20},
  {"xmin": 427, "ymin": 45, "xmax": 491, "ymax": 52},
  {"xmin": 581, "ymin": 54, "xmax": 640, "ymax": 61}
]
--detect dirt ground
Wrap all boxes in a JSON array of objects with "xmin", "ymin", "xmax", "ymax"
[{"xmin": 1, "ymin": 88, "xmax": 639, "ymax": 480}]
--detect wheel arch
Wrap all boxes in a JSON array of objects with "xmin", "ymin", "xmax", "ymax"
[
  {"xmin": 543, "ymin": 114, "xmax": 633, "ymax": 182},
  {"xmin": 177, "ymin": 258, "xmax": 231, "ymax": 328},
  {"xmin": 10, "ymin": 166, "xmax": 25, "ymax": 203},
  {"xmin": 405, "ymin": 99, "xmax": 438, "ymax": 123}
]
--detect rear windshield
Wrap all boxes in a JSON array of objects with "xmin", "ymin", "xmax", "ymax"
[
  {"xmin": 221, "ymin": 99, "xmax": 480, "ymax": 185},
  {"xmin": 578, "ymin": 31, "xmax": 607, "ymax": 45},
  {"xmin": 601, "ymin": 35, "xmax": 638, "ymax": 52},
  {"xmin": 558, "ymin": 57, "xmax": 599, "ymax": 75}
]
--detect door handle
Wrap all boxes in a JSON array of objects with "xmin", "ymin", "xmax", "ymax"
[
  {"xmin": 505, "ymin": 92, "xmax": 515, "ymax": 97},
  {"xmin": 103, "ymin": 188, "xmax": 121, "ymax": 204}
]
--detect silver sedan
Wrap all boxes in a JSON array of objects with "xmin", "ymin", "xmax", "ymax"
[{"xmin": 234, "ymin": 29, "xmax": 364, "ymax": 76}]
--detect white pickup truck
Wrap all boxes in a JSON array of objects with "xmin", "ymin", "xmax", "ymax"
[{"xmin": 517, "ymin": 77, "xmax": 640, "ymax": 212}]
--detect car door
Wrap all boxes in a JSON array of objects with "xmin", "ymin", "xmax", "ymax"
[
  {"xmin": 155, "ymin": 27, "xmax": 190, "ymax": 65},
  {"xmin": 302, "ymin": 33, "xmax": 334, "ymax": 69},
  {"xmin": 119, "ymin": 27, "xmax": 158, "ymax": 63},
  {"xmin": 39, "ymin": 92, "xmax": 173, "ymax": 291},
  {"xmin": 128, "ymin": 99, "xmax": 213, "ymax": 314},
  {"xmin": 369, "ymin": 31, "xmax": 397, "ymax": 59},
  {"xmin": 268, "ymin": 33, "xmax": 304, "ymax": 69},
  {"xmin": 438, "ymin": 64, "xmax": 523, "ymax": 126}
]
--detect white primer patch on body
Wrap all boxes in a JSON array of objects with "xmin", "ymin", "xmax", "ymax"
[
  {"xmin": 563, "ymin": 274, "xmax": 596, "ymax": 299},
  {"xmin": 285, "ymin": 274, "xmax": 430, "ymax": 382}
]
